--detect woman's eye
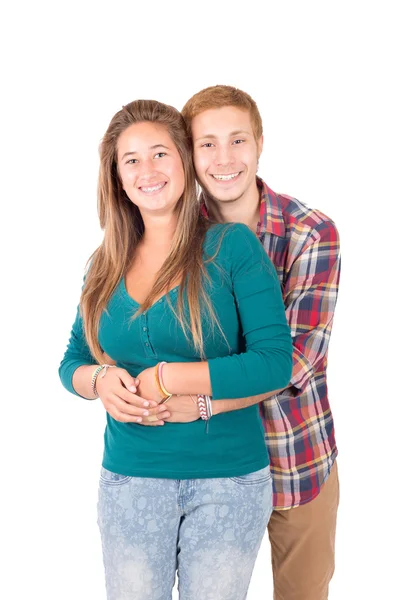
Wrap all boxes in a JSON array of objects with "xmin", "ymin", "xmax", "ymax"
[
  {"xmin": 155, "ymin": 152, "xmax": 166, "ymax": 159},
  {"xmin": 202, "ymin": 143, "xmax": 214, "ymax": 148},
  {"xmin": 126, "ymin": 159, "xmax": 138, "ymax": 164}
]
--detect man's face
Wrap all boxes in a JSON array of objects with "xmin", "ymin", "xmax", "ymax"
[{"xmin": 191, "ymin": 106, "xmax": 263, "ymax": 203}]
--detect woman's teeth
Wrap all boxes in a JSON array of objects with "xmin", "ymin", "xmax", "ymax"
[{"xmin": 141, "ymin": 182, "xmax": 166, "ymax": 193}]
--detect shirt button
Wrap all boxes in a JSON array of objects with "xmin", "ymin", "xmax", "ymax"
[
  {"xmin": 143, "ymin": 327, "xmax": 147, "ymax": 331},
  {"xmin": 145, "ymin": 342, "xmax": 149, "ymax": 347},
  {"xmin": 159, "ymin": 298, "xmax": 163, "ymax": 303}
]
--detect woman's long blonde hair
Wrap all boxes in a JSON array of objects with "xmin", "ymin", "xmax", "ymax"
[{"xmin": 80, "ymin": 99, "xmax": 220, "ymax": 364}]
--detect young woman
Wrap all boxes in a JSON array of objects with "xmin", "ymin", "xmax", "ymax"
[{"xmin": 59, "ymin": 99, "xmax": 292, "ymax": 600}]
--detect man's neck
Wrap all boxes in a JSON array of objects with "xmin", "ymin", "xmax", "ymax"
[{"xmin": 205, "ymin": 180, "xmax": 261, "ymax": 232}]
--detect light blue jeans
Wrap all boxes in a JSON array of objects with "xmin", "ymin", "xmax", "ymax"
[{"xmin": 97, "ymin": 465, "xmax": 273, "ymax": 600}]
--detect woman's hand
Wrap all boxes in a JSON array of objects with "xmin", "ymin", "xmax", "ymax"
[
  {"xmin": 136, "ymin": 366, "xmax": 165, "ymax": 403},
  {"xmin": 96, "ymin": 366, "xmax": 169, "ymax": 424}
]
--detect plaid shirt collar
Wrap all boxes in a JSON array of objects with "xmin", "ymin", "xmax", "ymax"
[{"xmin": 201, "ymin": 176, "xmax": 286, "ymax": 239}]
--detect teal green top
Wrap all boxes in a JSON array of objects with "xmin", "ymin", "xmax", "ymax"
[{"xmin": 59, "ymin": 223, "xmax": 292, "ymax": 479}]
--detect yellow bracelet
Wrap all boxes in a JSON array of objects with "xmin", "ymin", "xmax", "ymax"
[
  {"xmin": 158, "ymin": 361, "xmax": 172, "ymax": 397},
  {"xmin": 155, "ymin": 362, "xmax": 171, "ymax": 401}
]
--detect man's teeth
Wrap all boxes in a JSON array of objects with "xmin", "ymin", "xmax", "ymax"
[
  {"xmin": 141, "ymin": 183, "xmax": 165, "ymax": 193},
  {"xmin": 212, "ymin": 173, "xmax": 239, "ymax": 181}
]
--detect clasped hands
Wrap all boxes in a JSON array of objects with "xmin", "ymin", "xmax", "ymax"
[{"xmin": 96, "ymin": 363, "xmax": 200, "ymax": 426}]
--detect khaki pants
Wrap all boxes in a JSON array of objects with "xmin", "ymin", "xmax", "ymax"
[{"xmin": 267, "ymin": 462, "xmax": 339, "ymax": 600}]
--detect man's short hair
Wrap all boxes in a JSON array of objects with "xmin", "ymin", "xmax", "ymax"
[{"xmin": 182, "ymin": 85, "xmax": 263, "ymax": 140}]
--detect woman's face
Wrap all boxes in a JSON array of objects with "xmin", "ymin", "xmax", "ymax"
[{"xmin": 117, "ymin": 121, "xmax": 185, "ymax": 216}]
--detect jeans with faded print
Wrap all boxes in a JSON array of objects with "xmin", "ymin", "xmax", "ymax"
[{"xmin": 97, "ymin": 465, "xmax": 273, "ymax": 600}]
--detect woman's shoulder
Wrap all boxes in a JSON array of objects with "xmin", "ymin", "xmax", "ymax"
[
  {"xmin": 205, "ymin": 222, "xmax": 260, "ymax": 256},
  {"xmin": 205, "ymin": 221, "xmax": 255, "ymax": 242}
]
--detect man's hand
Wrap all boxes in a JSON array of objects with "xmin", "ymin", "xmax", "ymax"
[
  {"xmin": 163, "ymin": 395, "xmax": 200, "ymax": 423},
  {"xmin": 138, "ymin": 395, "xmax": 200, "ymax": 426}
]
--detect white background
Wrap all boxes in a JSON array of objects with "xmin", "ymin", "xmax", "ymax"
[{"xmin": 1, "ymin": 1, "xmax": 399, "ymax": 598}]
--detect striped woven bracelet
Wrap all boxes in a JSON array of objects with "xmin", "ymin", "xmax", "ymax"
[{"xmin": 197, "ymin": 394, "xmax": 213, "ymax": 420}]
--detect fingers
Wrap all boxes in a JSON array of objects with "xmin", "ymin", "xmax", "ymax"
[
  {"xmin": 101, "ymin": 393, "xmax": 145, "ymax": 423},
  {"xmin": 118, "ymin": 387, "xmax": 158, "ymax": 409},
  {"xmin": 99, "ymin": 367, "xmax": 158, "ymax": 408},
  {"xmin": 102, "ymin": 393, "xmax": 170, "ymax": 424},
  {"xmin": 96, "ymin": 366, "xmax": 167, "ymax": 425},
  {"xmin": 139, "ymin": 409, "xmax": 171, "ymax": 426},
  {"xmin": 117, "ymin": 370, "xmax": 141, "ymax": 396}
]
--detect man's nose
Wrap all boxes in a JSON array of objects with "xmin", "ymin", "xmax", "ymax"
[{"xmin": 215, "ymin": 145, "xmax": 234, "ymax": 167}]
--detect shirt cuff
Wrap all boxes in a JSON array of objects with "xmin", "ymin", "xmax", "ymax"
[{"xmin": 290, "ymin": 346, "xmax": 314, "ymax": 394}]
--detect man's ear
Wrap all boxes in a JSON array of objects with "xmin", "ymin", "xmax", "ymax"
[{"xmin": 257, "ymin": 135, "xmax": 264, "ymax": 157}]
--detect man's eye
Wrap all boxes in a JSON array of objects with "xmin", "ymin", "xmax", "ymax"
[
  {"xmin": 155, "ymin": 152, "xmax": 166, "ymax": 158},
  {"xmin": 233, "ymin": 139, "xmax": 245, "ymax": 145}
]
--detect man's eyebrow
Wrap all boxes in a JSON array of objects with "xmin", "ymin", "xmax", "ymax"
[
  {"xmin": 230, "ymin": 130, "xmax": 251, "ymax": 136},
  {"xmin": 194, "ymin": 130, "xmax": 251, "ymax": 142},
  {"xmin": 121, "ymin": 144, "xmax": 170, "ymax": 160}
]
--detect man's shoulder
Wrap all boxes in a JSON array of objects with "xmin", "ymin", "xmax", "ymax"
[
  {"xmin": 277, "ymin": 192, "xmax": 336, "ymax": 234},
  {"xmin": 259, "ymin": 178, "xmax": 338, "ymax": 240}
]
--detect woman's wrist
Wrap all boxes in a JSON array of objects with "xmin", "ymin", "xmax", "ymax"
[
  {"xmin": 72, "ymin": 364, "xmax": 101, "ymax": 400},
  {"xmin": 91, "ymin": 364, "xmax": 116, "ymax": 397}
]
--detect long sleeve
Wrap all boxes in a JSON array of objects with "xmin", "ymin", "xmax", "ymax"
[
  {"xmin": 208, "ymin": 224, "xmax": 293, "ymax": 399},
  {"xmin": 58, "ymin": 304, "xmax": 95, "ymax": 398},
  {"xmin": 284, "ymin": 220, "xmax": 341, "ymax": 393}
]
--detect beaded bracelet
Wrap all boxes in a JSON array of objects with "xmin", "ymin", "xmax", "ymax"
[{"xmin": 91, "ymin": 364, "xmax": 116, "ymax": 397}]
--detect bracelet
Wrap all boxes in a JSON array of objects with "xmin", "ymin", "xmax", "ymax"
[
  {"xmin": 197, "ymin": 394, "xmax": 213, "ymax": 420},
  {"xmin": 91, "ymin": 364, "xmax": 116, "ymax": 397},
  {"xmin": 155, "ymin": 361, "xmax": 173, "ymax": 402},
  {"xmin": 159, "ymin": 395, "xmax": 172, "ymax": 405},
  {"xmin": 91, "ymin": 366, "xmax": 103, "ymax": 397},
  {"xmin": 205, "ymin": 394, "xmax": 213, "ymax": 418},
  {"xmin": 158, "ymin": 362, "xmax": 172, "ymax": 397}
]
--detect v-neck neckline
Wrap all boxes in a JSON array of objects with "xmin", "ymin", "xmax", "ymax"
[{"xmin": 120, "ymin": 277, "xmax": 181, "ymax": 310}]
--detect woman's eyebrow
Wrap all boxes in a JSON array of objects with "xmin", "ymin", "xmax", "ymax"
[{"xmin": 121, "ymin": 144, "xmax": 170, "ymax": 160}]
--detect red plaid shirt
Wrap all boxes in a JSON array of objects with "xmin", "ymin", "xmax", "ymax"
[{"xmin": 202, "ymin": 178, "xmax": 340, "ymax": 509}]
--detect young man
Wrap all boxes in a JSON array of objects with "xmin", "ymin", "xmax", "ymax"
[{"xmin": 181, "ymin": 86, "xmax": 341, "ymax": 600}]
